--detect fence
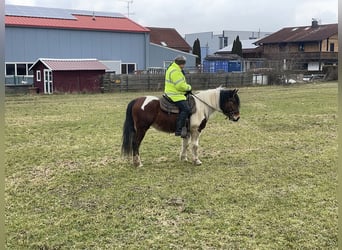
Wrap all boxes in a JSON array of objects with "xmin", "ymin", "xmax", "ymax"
[{"xmin": 101, "ymin": 72, "xmax": 259, "ymax": 92}]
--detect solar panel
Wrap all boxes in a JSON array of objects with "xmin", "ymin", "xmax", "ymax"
[
  {"xmin": 6, "ymin": 5, "xmax": 76, "ymax": 19},
  {"xmin": 5, "ymin": 4, "xmax": 125, "ymax": 19},
  {"xmin": 73, "ymin": 10, "xmax": 125, "ymax": 18}
]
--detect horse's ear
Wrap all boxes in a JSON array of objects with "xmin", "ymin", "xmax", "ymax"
[{"xmin": 233, "ymin": 88, "xmax": 239, "ymax": 95}]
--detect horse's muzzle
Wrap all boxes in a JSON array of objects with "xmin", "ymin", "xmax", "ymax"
[{"xmin": 229, "ymin": 113, "xmax": 240, "ymax": 122}]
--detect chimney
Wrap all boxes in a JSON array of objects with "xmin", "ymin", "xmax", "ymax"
[{"xmin": 311, "ymin": 18, "xmax": 318, "ymax": 28}]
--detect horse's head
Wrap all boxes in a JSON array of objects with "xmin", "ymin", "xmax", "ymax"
[{"xmin": 219, "ymin": 88, "xmax": 240, "ymax": 122}]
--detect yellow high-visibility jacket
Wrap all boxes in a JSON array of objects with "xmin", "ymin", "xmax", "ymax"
[{"xmin": 164, "ymin": 62, "xmax": 191, "ymax": 102}]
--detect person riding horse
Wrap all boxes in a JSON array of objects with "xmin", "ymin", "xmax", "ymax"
[{"xmin": 164, "ymin": 55, "xmax": 192, "ymax": 138}]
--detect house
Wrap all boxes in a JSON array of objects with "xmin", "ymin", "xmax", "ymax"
[
  {"xmin": 146, "ymin": 27, "xmax": 196, "ymax": 71},
  {"xmin": 147, "ymin": 27, "xmax": 191, "ymax": 52},
  {"xmin": 185, "ymin": 30, "xmax": 272, "ymax": 64},
  {"xmin": 215, "ymin": 39, "xmax": 263, "ymax": 58},
  {"xmin": 214, "ymin": 39, "xmax": 264, "ymax": 72},
  {"xmin": 255, "ymin": 20, "xmax": 338, "ymax": 71},
  {"xmin": 30, "ymin": 58, "xmax": 108, "ymax": 94}
]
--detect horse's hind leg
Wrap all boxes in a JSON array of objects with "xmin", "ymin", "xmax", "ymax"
[{"xmin": 132, "ymin": 127, "xmax": 148, "ymax": 167}]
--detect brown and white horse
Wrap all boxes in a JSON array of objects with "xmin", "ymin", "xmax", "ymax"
[{"xmin": 121, "ymin": 87, "xmax": 240, "ymax": 167}]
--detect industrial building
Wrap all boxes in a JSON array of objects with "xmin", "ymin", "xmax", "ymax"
[{"xmin": 5, "ymin": 4, "xmax": 196, "ymax": 89}]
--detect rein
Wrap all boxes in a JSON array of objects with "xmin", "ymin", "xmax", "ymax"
[{"xmin": 190, "ymin": 93, "xmax": 227, "ymax": 118}]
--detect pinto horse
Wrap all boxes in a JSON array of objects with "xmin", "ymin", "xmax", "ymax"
[{"xmin": 121, "ymin": 87, "xmax": 240, "ymax": 167}]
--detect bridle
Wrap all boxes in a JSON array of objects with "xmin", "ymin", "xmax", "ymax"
[{"xmin": 190, "ymin": 93, "xmax": 233, "ymax": 120}]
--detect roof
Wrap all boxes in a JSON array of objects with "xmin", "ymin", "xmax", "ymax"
[
  {"xmin": 147, "ymin": 27, "xmax": 191, "ymax": 52},
  {"xmin": 30, "ymin": 58, "xmax": 108, "ymax": 71},
  {"xmin": 5, "ymin": 4, "xmax": 149, "ymax": 33},
  {"xmin": 204, "ymin": 54, "xmax": 242, "ymax": 61},
  {"xmin": 216, "ymin": 39, "xmax": 259, "ymax": 53},
  {"xmin": 255, "ymin": 23, "xmax": 337, "ymax": 45}
]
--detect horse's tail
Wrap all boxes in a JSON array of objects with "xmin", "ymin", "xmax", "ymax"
[{"xmin": 121, "ymin": 99, "xmax": 137, "ymax": 157}]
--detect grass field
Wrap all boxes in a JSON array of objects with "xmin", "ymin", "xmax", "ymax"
[{"xmin": 5, "ymin": 82, "xmax": 337, "ymax": 249}]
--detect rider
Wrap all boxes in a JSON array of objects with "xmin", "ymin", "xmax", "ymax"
[{"xmin": 164, "ymin": 55, "xmax": 192, "ymax": 138}]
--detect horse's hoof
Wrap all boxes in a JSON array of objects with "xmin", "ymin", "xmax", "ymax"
[
  {"xmin": 133, "ymin": 155, "xmax": 143, "ymax": 167},
  {"xmin": 133, "ymin": 160, "xmax": 143, "ymax": 167},
  {"xmin": 193, "ymin": 159, "xmax": 202, "ymax": 166},
  {"xmin": 180, "ymin": 156, "xmax": 188, "ymax": 162}
]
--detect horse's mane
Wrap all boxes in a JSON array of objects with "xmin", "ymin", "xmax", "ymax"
[
  {"xmin": 194, "ymin": 88, "xmax": 219, "ymax": 102},
  {"xmin": 195, "ymin": 87, "xmax": 240, "ymax": 109},
  {"xmin": 219, "ymin": 89, "xmax": 240, "ymax": 108}
]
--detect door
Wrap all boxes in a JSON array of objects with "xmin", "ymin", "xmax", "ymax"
[{"xmin": 44, "ymin": 69, "xmax": 53, "ymax": 94}]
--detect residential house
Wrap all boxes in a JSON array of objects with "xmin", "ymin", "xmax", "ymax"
[
  {"xmin": 214, "ymin": 39, "xmax": 264, "ymax": 72},
  {"xmin": 185, "ymin": 30, "xmax": 271, "ymax": 64},
  {"xmin": 255, "ymin": 20, "xmax": 338, "ymax": 71},
  {"xmin": 147, "ymin": 27, "xmax": 191, "ymax": 53},
  {"xmin": 147, "ymin": 27, "xmax": 195, "ymax": 71}
]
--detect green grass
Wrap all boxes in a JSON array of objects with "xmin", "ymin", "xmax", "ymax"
[{"xmin": 5, "ymin": 82, "xmax": 337, "ymax": 249}]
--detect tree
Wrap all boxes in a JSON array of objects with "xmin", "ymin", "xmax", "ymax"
[
  {"xmin": 192, "ymin": 38, "xmax": 202, "ymax": 66},
  {"xmin": 231, "ymin": 35, "xmax": 243, "ymax": 57}
]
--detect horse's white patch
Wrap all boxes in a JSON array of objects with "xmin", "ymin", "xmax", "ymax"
[{"xmin": 141, "ymin": 96, "xmax": 158, "ymax": 110}]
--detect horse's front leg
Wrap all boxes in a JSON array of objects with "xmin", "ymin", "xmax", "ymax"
[
  {"xmin": 179, "ymin": 136, "xmax": 190, "ymax": 162},
  {"xmin": 190, "ymin": 131, "xmax": 202, "ymax": 165}
]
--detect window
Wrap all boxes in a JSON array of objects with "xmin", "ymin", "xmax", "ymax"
[
  {"xmin": 121, "ymin": 63, "xmax": 136, "ymax": 74},
  {"xmin": 298, "ymin": 43, "xmax": 305, "ymax": 51},
  {"xmin": 28, "ymin": 64, "xmax": 33, "ymax": 75},
  {"xmin": 121, "ymin": 64, "xmax": 127, "ymax": 74},
  {"xmin": 36, "ymin": 70, "xmax": 41, "ymax": 82},
  {"xmin": 279, "ymin": 43, "xmax": 287, "ymax": 52},
  {"xmin": 223, "ymin": 37, "xmax": 228, "ymax": 47},
  {"xmin": 127, "ymin": 64, "xmax": 135, "ymax": 74},
  {"xmin": 17, "ymin": 64, "xmax": 27, "ymax": 75},
  {"xmin": 330, "ymin": 43, "xmax": 335, "ymax": 52},
  {"xmin": 6, "ymin": 62, "xmax": 34, "ymax": 76},
  {"xmin": 6, "ymin": 64, "xmax": 15, "ymax": 76}
]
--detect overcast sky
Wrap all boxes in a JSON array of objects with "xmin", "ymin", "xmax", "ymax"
[{"xmin": 6, "ymin": 0, "xmax": 338, "ymax": 35}]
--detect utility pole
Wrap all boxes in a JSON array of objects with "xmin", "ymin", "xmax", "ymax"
[{"xmin": 118, "ymin": 0, "xmax": 134, "ymax": 18}]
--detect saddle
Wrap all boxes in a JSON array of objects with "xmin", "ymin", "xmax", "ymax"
[{"xmin": 160, "ymin": 94, "xmax": 196, "ymax": 114}]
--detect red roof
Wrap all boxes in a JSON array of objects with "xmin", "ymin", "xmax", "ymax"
[
  {"xmin": 30, "ymin": 58, "xmax": 108, "ymax": 71},
  {"xmin": 5, "ymin": 7, "xmax": 149, "ymax": 33},
  {"xmin": 147, "ymin": 27, "xmax": 191, "ymax": 52}
]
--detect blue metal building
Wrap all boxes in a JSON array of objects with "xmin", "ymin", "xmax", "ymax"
[
  {"xmin": 5, "ymin": 4, "xmax": 196, "ymax": 85},
  {"xmin": 203, "ymin": 55, "xmax": 242, "ymax": 73}
]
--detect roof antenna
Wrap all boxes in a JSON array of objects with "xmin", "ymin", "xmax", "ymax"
[
  {"xmin": 118, "ymin": 0, "xmax": 134, "ymax": 18},
  {"xmin": 92, "ymin": 11, "xmax": 96, "ymax": 21}
]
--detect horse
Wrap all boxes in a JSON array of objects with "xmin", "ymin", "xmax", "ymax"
[{"xmin": 121, "ymin": 87, "xmax": 240, "ymax": 167}]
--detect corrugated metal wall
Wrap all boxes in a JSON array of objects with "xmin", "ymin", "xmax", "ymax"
[
  {"xmin": 5, "ymin": 27, "xmax": 149, "ymax": 69},
  {"xmin": 203, "ymin": 60, "xmax": 242, "ymax": 73}
]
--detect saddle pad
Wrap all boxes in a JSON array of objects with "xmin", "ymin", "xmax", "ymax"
[{"xmin": 160, "ymin": 94, "xmax": 196, "ymax": 114}]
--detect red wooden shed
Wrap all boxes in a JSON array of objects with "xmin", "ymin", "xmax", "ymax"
[{"xmin": 29, "ymin": 58, "xmax": 108, "ymax": 94}]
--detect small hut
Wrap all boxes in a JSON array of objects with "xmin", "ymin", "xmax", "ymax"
[{"xmin": 29, "ymin": 58, "xmax": 108, "ymax": 94}]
